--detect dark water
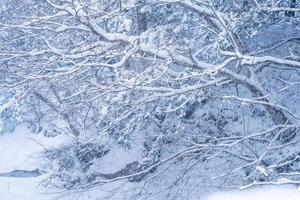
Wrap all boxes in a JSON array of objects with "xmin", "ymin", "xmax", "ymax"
[{"xmin": 0, "ymin": 169, "xmax": 44, "ymax": 178}]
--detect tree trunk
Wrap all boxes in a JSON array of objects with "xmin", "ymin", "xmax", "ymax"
[
  {"xmin": 34, "ymin": 91, "xmax": 80, "ymax": 137},
  {"xmin": 286, "ymin": 0, "xmax": 296, "ymax": 17},
  {"xmin": 136, "ymin": 0, "xmax": 147, "ymax": 34},
  {"xmin": 246, "ymin": 83, "xmax": 296, "ymax": 142}
]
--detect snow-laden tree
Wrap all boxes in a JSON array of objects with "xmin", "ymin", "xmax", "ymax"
[{"xmin": 0, "ymin": 0, "xmax": 300, "ymax": 199}]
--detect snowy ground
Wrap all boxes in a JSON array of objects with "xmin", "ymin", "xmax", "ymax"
[
  {"xmin": 0, "ymin": 126, "xmax": 66, "ymax": 200},
  {"xmin": 1, "ymin": 127, "xmax": 300, "ymax": 200},
  {"xmin": 206, "ymin": 185, "xmax": 300, "ymax": 200},
  {"xmin": 0, "ymin": 175, "xmax": 53, "ymax": 200}
]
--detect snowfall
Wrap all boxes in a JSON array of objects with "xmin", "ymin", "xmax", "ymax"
[{"xmin": 1, "ymin": 127, "xmax": 300, "ymax": 200}]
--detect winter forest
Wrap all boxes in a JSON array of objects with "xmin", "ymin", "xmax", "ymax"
[{"xmin": 0, "ymin": 0, "xmax": 300, "ymax": 199}]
